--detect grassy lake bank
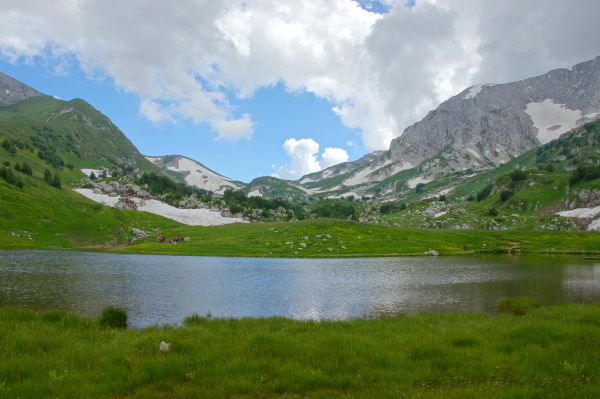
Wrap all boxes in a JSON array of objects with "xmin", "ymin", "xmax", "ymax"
[
  {"xmin": 112, "ymin": 219, "xmax": 600, "ymax": 258},
  {"xmin": 1, "ymin": 303, "xmax": 599, "ymax": 398}
]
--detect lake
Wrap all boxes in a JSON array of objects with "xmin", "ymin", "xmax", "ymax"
[{"xmin": 0, "ymin": 250, "xmax": 599, "ymax": 327}]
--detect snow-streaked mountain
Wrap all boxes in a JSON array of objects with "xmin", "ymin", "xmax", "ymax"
[
  {"xmin": 145, "ymin": 155, "xmax": 244, "ymax": 195},
  {"xmin": 299, "ymin": 151, "xmax": 385, "ymax": 185},
  {"xmin": 321, "ymin": 56, "xmax": 600, "ymax": 191}
]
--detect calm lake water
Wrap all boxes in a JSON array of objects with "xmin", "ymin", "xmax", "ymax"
[{"xmin": 0, "ymin": 250, "xmax": 599, "ymax": 328}]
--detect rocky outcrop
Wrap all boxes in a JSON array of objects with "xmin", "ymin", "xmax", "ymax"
[
  {"xmin": 298, "ymin": 56, "xmax": 600, "ymax": 195},
  {"xmin": 0, "ymin": 72, "xmax": 44, "ymax": 103},
  {"xmin": 387, "ymin": 57, "xmax": 600, "ymax": 174}
]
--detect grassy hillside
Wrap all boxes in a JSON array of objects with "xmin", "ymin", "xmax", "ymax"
[
  {"xmin": 0, "ymin": 174, "xmax": 181, "ymax": 249},
  {"xmin": 0, "ymin": 95, "xmax": 184, "ymax": 248}
]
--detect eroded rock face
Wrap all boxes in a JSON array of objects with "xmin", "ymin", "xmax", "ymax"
[
  {"xmin": 386, "ymin": 57, "xmax": 600, "ymax": 176},
  {"xmin": 301, "ymin": 57, "xmax": 600, "ymax": 193},
  {"xmin": 0, "ymin": 72, "xmax": 44, "ymax": 103}
]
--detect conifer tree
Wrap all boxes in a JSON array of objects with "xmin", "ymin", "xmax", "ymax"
[
  {"xmin": 21, "ymin": 162, "xmax": 33, "ymax": 176},
  {"xmin": 51, "ymin": 173, "xmax": 62, "ymax": 189}
]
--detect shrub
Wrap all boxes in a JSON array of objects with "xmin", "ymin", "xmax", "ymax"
[
  {"xmin": 415, "ymin": 183, "xmax": 426, "ymax": 193},
  {"xmin": 510, "ymin": 169, "xmax": 527, "ymax": 182},
  {"xmin": 229, "ymin": 204, "xmax": 245, "ymax": 214},
  {"xmin": 21, "ymin": 162, "xmax": 33, "ymax": 175},
  {"xmin": 477, "ymin": 185, "xmax": 493, "ymax": 202},
  {"xmin": 500, "ymin": 190, "xmax": 514, "ymax": 202},
  {"xmin": 439, "ymin": 194, "xmax": 447, "ymax": 202},
  {"xmin": 489, "ymin": 208, "xmax": 498, "ymax": 216},
  {"xmin": 498, "ymin": 297, "xmax": 540, "ymax": 315},
  {"xmin": 570, "ymin": 165, "xmax": 600, "ymax": 185},
  {"xmin": 51, "ymin": 173, "xmax": 62, "ymax": 189},
  {"xmin": 43, "ymin": 169, "xmax": 52, "ymax": 182},
  {"xmin": 99, "ymin": 306, "xmax": 127, "ymax": 329}
]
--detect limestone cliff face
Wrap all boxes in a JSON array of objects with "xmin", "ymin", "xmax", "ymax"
[
  {"xmin": 386, "ymin": 56, "xmax": 600, "ymax": 175},
  {"xmin": 0, "ymin": 72, "xmax": 44, "ymax": 103},
  {"xmin": 310, "ymin": 56, "xmax": 600, "ymax": 191}
]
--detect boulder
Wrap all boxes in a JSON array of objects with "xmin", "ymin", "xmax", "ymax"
[{"xmin": 159, "ymin": 341, "xmax": 171, "ymax": 352}]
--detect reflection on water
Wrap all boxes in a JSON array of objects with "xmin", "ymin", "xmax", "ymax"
[{"xmin": 0, "ymin": 250, "xmax": 598, "ymax": 327}]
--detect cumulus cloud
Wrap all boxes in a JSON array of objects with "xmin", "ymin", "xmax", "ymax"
[
  {"xmin": 274, "ymin": 138, "xmax": 349, "ymax": 180},
  {"xmin": 1, "ymin": 0, "xmax": 599, "ymax": 150},
  {"xmin": 320, "ymin": 147, "xmax": 349, "ymax": 169}
]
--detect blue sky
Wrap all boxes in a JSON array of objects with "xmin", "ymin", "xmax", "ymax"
[
  {"xmin": 0, "ymin": 58, "xmax": 362, "ymax": 182},
  {"xmin": 1, "ymin": 0, "xmax": 598, "ymax": 182}
]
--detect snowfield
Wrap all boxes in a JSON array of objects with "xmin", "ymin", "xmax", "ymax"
[
  {"xmin": 145, "ymin": 156, "xmax": 242, "ymax": 195},
  {"xmin": 556, "ymin": 206, "xmax": 600, "ymax": 231},
  {"xmin": 524, "ymin": 99, "xmax": 583, "ymax": 144},
  {"xmin": 462, "ymin": 83, "xmax": 495, "ymax": 100},
  {"xmin": 73, "ymin": 188, "xmax": 247, "ymax": 226}
]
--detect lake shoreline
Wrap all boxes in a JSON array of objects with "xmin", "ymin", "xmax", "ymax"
[{"xmin": 3, "ymin": 243, "xmax": 600, "ymax": 258}]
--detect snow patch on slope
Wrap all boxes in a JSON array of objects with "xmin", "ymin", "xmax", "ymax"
[
  {"xmin": 524, "ymin": 99, "xmax": 583, "ymax": 144},
  {"xmin": 407, "ymin": 177, "xmax": 433, "ymax": 189},
  {"xmin": 74, "ymin": 188, "xmax": 246, "ymax": 226},
  {"xmin": 343, "ymin": 159, "xmax": 412, "ymax": 186},
  {"xmin": 146, "ymin": 156, "xmax": 242, "ymax": 194},
  {"xmin": 463, "ymin": 83, "xmax": 495, "ymax": 100},
  {"xmin": 248, "ymin": 190, "xmax": 262, "ymax": 197},
  {"xmin": 556, "ymin": 206, "xmax": 600, "ymax": 231}
]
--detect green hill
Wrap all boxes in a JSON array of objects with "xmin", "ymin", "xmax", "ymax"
[{"xmin": 0, "ymin": 93, "xmax": 182, "ymax": 248}]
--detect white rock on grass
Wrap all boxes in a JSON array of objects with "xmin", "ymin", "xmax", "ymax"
[{"xmin": 159, "ymin": 341, "xmax": 171, "ymax": 352}]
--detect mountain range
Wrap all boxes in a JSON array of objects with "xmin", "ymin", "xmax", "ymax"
[
  {"xmin": 2, "ymin": 56, "xmax": 600, "ymax": 207},
  {"xmin": 139, "ymin": 56, "xmax": 600, "ymax": 202}
]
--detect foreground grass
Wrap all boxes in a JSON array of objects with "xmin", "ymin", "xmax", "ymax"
[
  {"xmin": 1, "ymin": 304, "xmax": 599, "ymax": 398},
  {"xmin": 116, "ymin": 218, "xmax": 600, "ymax": 257}
]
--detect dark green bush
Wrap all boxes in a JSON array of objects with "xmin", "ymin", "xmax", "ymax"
[
  {"xmin": 477, "ymin": 185, "xmax": 493, "ymax": 202},
  {"xmin": 510, "ymin": 169, "xmax": 527, "ymax": 182},
  {"xmin": 99, "ymin": 306, "xmax": 127, "ymax": 329},
  {"xmin": 498, "ymin": 297, "xmax": 540, "ymax": 315},
  {"xmin": 500, "ymin": 190, "xmax": 514, "ymax": 202},
  {"xmin": 51, "ymin": 173, "xmax": 62, "ymax": 189},
  {"xmin": 21, "ymin": 162, "xmax": 33, "ymax": 175}
]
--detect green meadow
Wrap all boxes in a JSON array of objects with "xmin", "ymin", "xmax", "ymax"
[
  {"xmin": 116, "ymin": 218, "xmax": 600, "ymax": 257},
  {"xmin": 1, "ymin": 304, "xmax": 598, "ymax": 398}
]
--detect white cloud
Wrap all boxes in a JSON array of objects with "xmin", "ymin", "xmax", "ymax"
[
  {"xmin": 274, "ymin": 138, "xmax": 349, "ymax": 180},
  {"xmin": 320, "ymin": 147, "xmax": 349, "ymax": 169},
  {"xmin": 139, "ymin": 100, "xmax": 175, "ymax": 124},
  {"xmin": 210, "ymin": 113, "xmax": 255, "ymax": 142},
  {"xmin": 274, "ymin": 138, "xmax": 321, "ymax": 180},
  {"xmin": 1, "ymin": 0, "xmax": 599, "ymax": 150}
]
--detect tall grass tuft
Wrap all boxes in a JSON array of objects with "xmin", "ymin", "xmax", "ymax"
[{"xmin": 99, "ymin": 306, "xmax": 127, "ymax": 329}]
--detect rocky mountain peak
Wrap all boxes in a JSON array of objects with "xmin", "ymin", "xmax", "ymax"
[{"xmin": 0, "ymin": 72, "xmax": 44, "ymax": 103}]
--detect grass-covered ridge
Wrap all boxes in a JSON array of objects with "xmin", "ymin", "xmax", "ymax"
[{"xmin": 1, "ymin": 303, "xmax": 598, "ymax": 398}]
